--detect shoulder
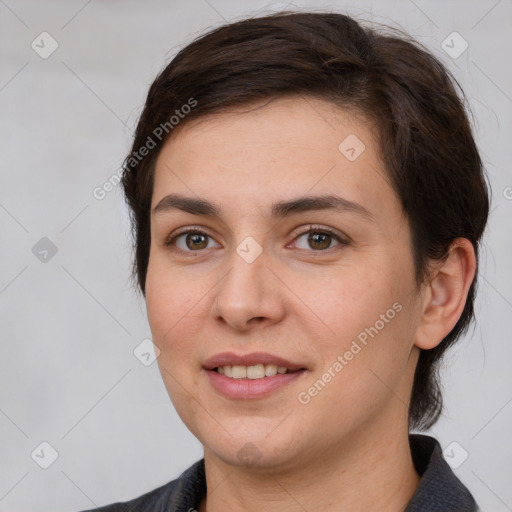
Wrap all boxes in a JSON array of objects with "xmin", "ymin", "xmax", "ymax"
[
  {"xmin": 77, "ymin": 479, "xmax": 179, "ymax": 512},
  {"xmin": 76, "ymin": 459, "xmax": 205, "ymax": 512}
]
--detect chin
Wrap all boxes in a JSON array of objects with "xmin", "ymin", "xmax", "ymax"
[
  {"xmin": 206, "ymin": 441, "xmax": 295, "ymax": 471},
  {"xmin": 198, "ymin": 425, "xmax": 304, "ymax": 471}
]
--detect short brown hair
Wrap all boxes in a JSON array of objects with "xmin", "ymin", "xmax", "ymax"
[{"xmin": 121, "ymin": 11, "xmax": 490, "ymax": 430}]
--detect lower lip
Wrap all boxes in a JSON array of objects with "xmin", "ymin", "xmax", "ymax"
[{"xmin": 205, "ymin": 369, "xmax": 306, "ymax": 399}]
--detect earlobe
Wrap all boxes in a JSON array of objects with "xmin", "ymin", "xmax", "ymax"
[{"xmin": 414, "ymin": 238, "xmax": 476, "ymax": 350}]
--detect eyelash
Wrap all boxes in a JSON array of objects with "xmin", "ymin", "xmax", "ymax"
[{"xmin": 164, "ymin": 224, "xmax": 349, "ymax": 254}]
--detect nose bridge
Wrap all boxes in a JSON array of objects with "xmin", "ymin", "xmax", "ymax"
[
  {"xmin": 223, "ymin": 235, "xmax": 268, "ymax": 302},
  {"xmin": 212, "ymin": 235, "xmax": 282, "ymax": 328}
]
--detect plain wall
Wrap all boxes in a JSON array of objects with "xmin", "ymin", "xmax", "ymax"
[{"xmin": 1, "ymin": 0, "xmax": 511, "ymax": 510}]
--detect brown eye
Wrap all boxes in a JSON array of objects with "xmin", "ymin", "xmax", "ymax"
[
  {"xmin": 293, "ymin": 226, "xmax": 348, "ymax": 252},
  {"xmin": 165, "ymin": 229, "xmax": 219, "ymax": 252},
  {"xmin": 185, "ymin": 232, "xmax": 209, "ymax": 250},
  {"xmin": 307, "ymin": 232, "xmax": 333, "ymax": 250}
]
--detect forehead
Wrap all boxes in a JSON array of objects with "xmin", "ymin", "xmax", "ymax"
[{"xmin": 151, "ymin": 96, "xmax": 397, "ymax": 223}]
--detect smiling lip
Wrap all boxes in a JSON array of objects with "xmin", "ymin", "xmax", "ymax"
[
  {"xmin": 203, "ymin": 352, "xmax": 306, "ymax": 372},
  {"xmin": 203, "ymin": 351, "xmax": 308, "ymax": 399}
]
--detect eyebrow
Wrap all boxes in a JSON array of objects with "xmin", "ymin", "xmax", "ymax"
[{"xmin": 152, "ymin": 193, "xmax": 373, "ymax": 221}]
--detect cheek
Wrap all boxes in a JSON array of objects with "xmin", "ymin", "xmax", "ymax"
[
  {"xmin": 146, "ymin": 249, "xmax": 193, "ymax": 326},
  {"xmin": 145, "ymin": 254, "xmax": 214, "ymax": 378},
  {"xmin": 303, "ymin": 260, "xmax": 415, "ymax": 381},
  {"xmin": 145, "ymin": 267, "xmax": 201, "ymax": 412},
  {"xmin": 145, "ymin": 258, "xmax": 191, "ymax": 357},
  {"xmin": 298, "ymin": 305, "xmax": 416, "ymax": 435},
  {"xmin": 301, "ymin": 261, "xmax": 402, "ymax": 336}
]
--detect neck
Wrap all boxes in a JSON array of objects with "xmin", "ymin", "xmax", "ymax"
[{"xmin": 199, "ymin": 420, "xmax": 420, "ymax": 512}]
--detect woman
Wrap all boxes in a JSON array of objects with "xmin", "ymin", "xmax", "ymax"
[{"xmin": 82, "ymin": 11, "xmax": 489, "ymax": 511}]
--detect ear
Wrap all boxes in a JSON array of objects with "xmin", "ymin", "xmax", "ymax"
[{"xmin": 414, "ymin": 238, "xmax": 477, "ymax": 350}]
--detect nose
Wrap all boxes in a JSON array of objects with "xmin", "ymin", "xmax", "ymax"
[{"xmin": 210, "ymin": 244, "xmax": 285, "ymax": 332}]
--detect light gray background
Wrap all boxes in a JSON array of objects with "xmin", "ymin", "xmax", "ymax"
[{"xmin": 1, "ymin": 1, "xmax": 511, "ymax": 511}]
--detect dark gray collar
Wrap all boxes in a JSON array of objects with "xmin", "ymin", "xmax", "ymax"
[{"xmin": 405, "ymin": 434, "xmax": 478, "ymax": 511}]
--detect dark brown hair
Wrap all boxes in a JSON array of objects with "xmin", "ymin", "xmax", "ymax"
[{"xmin": 121, "ymin": 11, "xmax": 490, "ymax": 430}]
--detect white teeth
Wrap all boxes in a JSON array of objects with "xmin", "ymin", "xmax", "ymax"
[
  {"xmin": 232, "ymin": 365, "xmax": 247, "ymax": 379},
  {"xmin": 265, "ymin": 364, "xmax": 278, "ymax": 377},
  {"xmin": 247, "ymin": 364, "xmax": 265, "ymax": 379},
  {"xmin": 215, "ymin": 364, "xmax": 297, "ymax": 379}
]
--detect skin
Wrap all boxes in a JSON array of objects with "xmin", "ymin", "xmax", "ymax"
[{"xmin": 145, "ymin": 95, "xmax": 476, "ymax": 512}]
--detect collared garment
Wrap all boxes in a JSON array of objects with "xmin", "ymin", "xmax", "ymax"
[{"xmin": 79, "ymin": 434, "xmax": 479, "ymax": 512}]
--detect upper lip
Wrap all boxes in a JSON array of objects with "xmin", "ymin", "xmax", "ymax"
[{"xmin": 203, "ymin": 352, "xmax": 306, "ymax": 371}]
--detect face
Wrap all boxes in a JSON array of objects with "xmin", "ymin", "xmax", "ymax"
[{"xmin": 146, "ymin": 96, "xmax": 424, "ymax": 471}]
